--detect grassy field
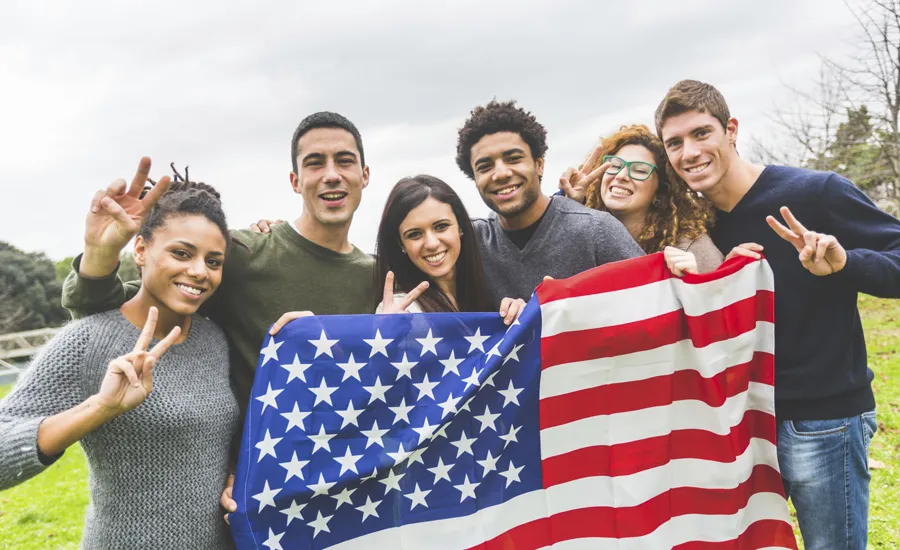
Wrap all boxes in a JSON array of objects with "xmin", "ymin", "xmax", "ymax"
[{"xmin": 0, "ymin": 296, "xmax": 898, "ymax": 549}]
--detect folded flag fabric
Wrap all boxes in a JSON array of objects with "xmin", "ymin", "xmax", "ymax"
[{"xmin": 229, "ymin": 253, "xmax": 797, "ymax": 549}]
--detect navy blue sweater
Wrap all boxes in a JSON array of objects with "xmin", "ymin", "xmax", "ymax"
[{"xmin": 710, "ymin": 165, "xmax": 900, "ymax": 420}]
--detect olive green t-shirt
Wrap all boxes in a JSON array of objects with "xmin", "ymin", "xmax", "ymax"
[{"xmin": 62, "ymin": 222, "xmax": 376, "ymax": 405}]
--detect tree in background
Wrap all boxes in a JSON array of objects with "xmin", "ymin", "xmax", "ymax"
[
  {"xmin": 753, "ymin": 0, "xmax": 900, "ymax": 216},
  {"xmin": 0, "ymin": 242, "xmax": 69, "ymax": 334}
]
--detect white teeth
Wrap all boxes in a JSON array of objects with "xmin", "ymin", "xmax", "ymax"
[
  {"xmin": 424, "ymin": 251, "xmax": 447, "ymax": 263},
  {"xmin": 686, "ymin": 163, "xmax": 709, "ymax": 174},
  {"xmin": 321, "ymin": 193, "xmax": 346, "ymax": 200},
  {"xmin": 176, "ymin": 284, "xmax": 201, "ymax": 296},
  {"xmin": 495, "ymin": 185, "xmax": 519, "ymax": 196},
  {"xmin": 609, "ymin": 187, "xmax": 633, "ymax": 197}
]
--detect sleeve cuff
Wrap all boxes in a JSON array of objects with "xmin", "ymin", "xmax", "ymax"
[
  {"xmin": 2, "ymin": 417, "xmax": 58, "ymax": 488},
  {"xmin": 70, "ymin": 253, "xmax": 121, "ymax": 283}
]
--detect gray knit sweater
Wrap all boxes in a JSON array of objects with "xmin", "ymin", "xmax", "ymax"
[
  {"xmin": 0, "ymin": 310, "xmax": 239, "ymax": 549},
  {"xmin": 474, "ymin": 196, "xmax": 645, "ymax": 308}
]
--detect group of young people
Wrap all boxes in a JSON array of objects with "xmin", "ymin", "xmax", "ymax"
[{"xmin": 0, "ymin": 79, "xmax": 898, "ymax": 550}]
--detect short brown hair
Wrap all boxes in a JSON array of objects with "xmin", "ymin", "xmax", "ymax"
[
  {"xmin": 654, "ymin": 80, "xmax": 730, "ymax": 138},
  {"xmin": 582, "ymin": 125, "xmax": 713, "ymax": 253}
]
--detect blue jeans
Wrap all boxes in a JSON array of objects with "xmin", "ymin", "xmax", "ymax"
[{"xmin": 778, "ymin": 410, "xmax": 878, "ymax": 550}]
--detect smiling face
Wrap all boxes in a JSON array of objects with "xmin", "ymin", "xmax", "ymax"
[
  {"xmin": 599, "ymin": 144, "xmax": 660, "ymax": 220},
  {"xmin": 660, "ymin": 109, "xmax": 738, "ymax": 196},
  {"xmin": 398, "ymin": 196, "xmax": 462, "ymax": 289},
  {"xmin": 134, "ymin": 213, "xmax": 227, "ymax": 316},
  {"xmin": 290, "ymin": 127, "xmax": 369, "ymax": 230},
  {"xmin": 469, "ymin": 131, "xmax": 544, "ymax": 220}
]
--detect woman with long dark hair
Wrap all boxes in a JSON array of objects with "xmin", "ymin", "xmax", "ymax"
[{"xmin": 375, "ymin": 175, "xmax": 525, "ymax": 323}]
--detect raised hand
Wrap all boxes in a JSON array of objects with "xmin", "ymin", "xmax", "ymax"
[
  {"xmin": 663, "ymin": 246, "xmax": 698, "ymax": 277},
  {"xmin": 558, "ymin": 144, "xmax": 610, "ymax": 204},
  {"xmin": 499, "ymin": 297, "xmax": 527, "ymax": 325},
  {"xmin": 94, "ymin": 307, "xmax": 180, "ymax": 415},
  {"xmin": 379, "ymin": 271, "xmax": 429, "ymax": 314},
  {"xmin": 85, "ymin": 157, "xmax": 171, "ymax": 254},
  {"xmin": 766, "ymin": 206, "xmax": 847, "ymax": 276}
]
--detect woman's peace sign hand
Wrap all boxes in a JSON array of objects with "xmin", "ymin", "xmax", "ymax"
[
  {"xmin": 95, "ymin": 307, "xmax": 181, "ymax": 416},
  {"xmin": 379, "ymin": 271, "xmax": 430, "ymax": 314}
]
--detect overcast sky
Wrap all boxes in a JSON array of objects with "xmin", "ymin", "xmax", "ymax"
[{"xmin": 0, "ymin": 0, "xmax": 858, "ymax": 259}]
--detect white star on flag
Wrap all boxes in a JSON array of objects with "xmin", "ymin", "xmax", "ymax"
[
  {"xmin": 279, "ymin": 451, "xmax": 309, "ymax": 482},
  {"xmin": 454, "ymin": 474, "xmax": 479, "ymax": 502},
  {"xmin": 280, "ymin": 354, "xmax": 310, "ymax": 383},
  {"xmin": 333, "ymin": 446, "xmax": 362, "ymax": 476},
  {"xmin": 309, "ymin": 330, "xmax": 338, "ymax": 358},
  {"xmin": 503, "ymin": 343, "xmax": 524, "ymax": 365},
  {"xmin": 335, "ymin": 401, "xmax": 364, "ymax": 428},
  {"xmin": 451, "ymin": 431, "xmax": 477, "ymax": 457},
  {"xmin": 388, "ymin": 397, "xmax": 414, "ymax": 425},
  {"xmin": 413, "ymin": 373, "xmax": 439, "ymax": 400},
  {"xmin": 427, "ymin": 457, "xmax": 454, "ymax": 483},
  {"xmin": 498, "ymin": 380, "xmax": 524, "ymax": 407},
  {"xmin": 280, "ymin": 402, "xmax": 309, "ymax": 432},
  {"xmin": 387, "ymin": 442, "xmax": 412, "ymax": 465},
  {"xmin": 474, "ymin": 405, "xmax": 501, "ymax": 433},
  {"xmin": 252, "ymin": 480, "xmax": 281, "ymax": 512},
  {"xmin": 404, "ymin": 483, "xmax": 432, "ymax": 510},
  {"xmin": 363, "ymin": 329, "xmax": 392, "ymax": 358},
  {"xmin": 280, "ymin": 500, "xmax": 305, "ymax": 526},
  {"xmin": 416, "ymin": 328, "xmax": 442, "ymax": 356},
  {"xmin": 412, "ymin": 417, "xmax": 439, "ymax": 444},
  {"xmin": 379, "ymin": 468, "xmax": 405, "ymax": 494},
  {"xmin": 255, "ymin": 429, "xmax": 282, "ymax": 462},
  {"xmin": 336, "ymin": 353, "xmax": 366, "ymax": 382},
  {"xmin": 307, "ymin": 510, "xmax": 334, "ymax": 538},
  {"xmin": 262, "ymin": 527, "xmax": 285, "ymax": 550},
  {"xmin": 362, "ymin": 376, "xmax": 390, "ymax": 404},
  {"xmin": 255, "ymin": 383, "xmax": 283, "ymax": 414},
  {"xmin": 390, "ymin": 352, "xmax": 417, "ymax": 380},
  {"xmin": 500, "ymin": 460, "xmax": 524, "ymax": 488},
  {"xmin": 309, "ymin": 425, "xmax": 336, "ymax": 454},
  {"xmin": 439, "ymin": 350, "xmax": 464, "ymax": 377},
  {"xmin": 308, "ymin": 473, "xmax": 336, "ymax": 497},
  {"xmin": 500, "ymin": 424, "xmax": 521, "ymax": 448},
  {"xmin": 437, "ymin": 392, "xmax": 462, "ymax": 417},
  {"xmin": 486, "ymin": 340, "xmax": 503, "ymax": 359},
  {"xmin": 356, "ymin": 496, "xmax": 382, "ymax": 521},
  {"xmin": 462, "ymin": 366, "xmax": 482, "ymax": 390},
  {"xmin": 476, "ymin": 450, "xmax": 500, "ymax": 474},
  {"xmin": 483, "ymin": 368, "xmax": 500, "ymax": 387},
  {"xmin": 308, "ymin": 378, "xmax": 337, "ymax": 407},
  {"xmin": 360, "ymin": 420, "xmax": 389, "ymax": 449},
  {"xmin": 259, "ymin": 336, "xmax": 283, "ymax": 366},
  {"xmin": 464, "ymin": 327, "xmax": 489, "ymax": 353},
  {"xmin": 332, "ymin": 486, "xmax": 357, "ymax": 509}
]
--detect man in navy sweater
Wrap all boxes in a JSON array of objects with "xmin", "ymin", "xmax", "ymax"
[{"xmin": 655, "ymin": 79, "xmax": 900, "ymax": 549}]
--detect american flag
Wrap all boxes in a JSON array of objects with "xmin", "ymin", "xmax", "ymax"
[{"xmin": 229, "ymin": 253, "xmax": 797, "ymax": 549}]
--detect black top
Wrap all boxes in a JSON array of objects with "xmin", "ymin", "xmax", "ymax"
[
  {"xmin": 710, "ymin": 165, "xmax": 900, "ymax": 420},
  {"xmin": 503, "ymin": 204, "xmax": 551, "ymax": 250}
]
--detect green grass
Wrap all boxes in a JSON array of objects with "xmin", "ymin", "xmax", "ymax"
[{"xmin": 0, "ymin": 297, "xmax": 898, "ymax": 548}]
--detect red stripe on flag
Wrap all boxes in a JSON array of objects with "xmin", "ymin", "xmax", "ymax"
[
  {"xmin": 673, "ymin": 519, "xmax": 797, "ymax": 549},
  {"xmin": 536, "ymin": 253, "xmax": 672, "ymax": 305},
  {"xmin": 541, "ymin": 291, "xmax": 774, "ymax": 370},
  {"xmin": 468, "ymin": 465, "xmax": 786, "ymax": 550},
  {"xmin": 542, "ymin": 409, "xmax": 777, "ymax": 488},
  {"xmin": 540, "ymin": 352, "xmax": 774, "ymax": 429}
]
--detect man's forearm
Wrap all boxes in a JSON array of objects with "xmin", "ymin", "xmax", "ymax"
[{"xmin": 79, "ymin": 245, "xmax": 122, "ymax": 278}]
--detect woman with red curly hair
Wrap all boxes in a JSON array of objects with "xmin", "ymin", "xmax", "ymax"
[{"xmin": 559, "ymin": 124, "xmax": 724, "ymax": 273}]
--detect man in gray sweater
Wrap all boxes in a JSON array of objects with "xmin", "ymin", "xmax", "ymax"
[{"xmin": 455, "ymin": 100, "xmax": 644, "ymax": 308}]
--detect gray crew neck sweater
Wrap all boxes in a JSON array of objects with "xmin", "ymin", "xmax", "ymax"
[
  {"xmin": 474, "ymin": 196, "xmax": 645, "ymax": 308},
  {"xmin": 0, "ymin": 310, "xmax": 239, "ymax": 549}
]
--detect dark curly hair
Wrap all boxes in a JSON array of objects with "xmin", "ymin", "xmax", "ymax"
[
  {"xmin": 582, "ymin": 125, "xmax": 713, "ymax": 253},
  {"xmin": 455, "ymin": 100, "xmax": 548, "ymax": 180},
  {"xmin": 139, "ymin": 164, "xmax": 228, "ymax": 244}
]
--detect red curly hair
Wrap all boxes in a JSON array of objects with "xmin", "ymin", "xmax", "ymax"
[{"xmin": 582, "ymin": 124, "xmax": 713, "ymax": 253}]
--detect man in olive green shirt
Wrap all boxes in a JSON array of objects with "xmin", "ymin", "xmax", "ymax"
[{"xmin": 62, "ymin": 111, "xmax": 377, "ymax": 410}]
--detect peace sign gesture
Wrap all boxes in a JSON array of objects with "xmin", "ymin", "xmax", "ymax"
[
  {"xmin": 95, "ymin": 307, "xmax": 181, "ymax": 416},
  {"xmin": 378, "ymin": 271, "xmax": 430, "ymax": 314},
  {"xmin": 766, "ymin": 206, "xmax": 847, "ymax": 276},
  {"xmin": 84, "ymin": 157, "xmax": 171, "ymax": 257},
  {"xmin": 558, "ymin": 144, "xmax": 611, "ymax": 204}
]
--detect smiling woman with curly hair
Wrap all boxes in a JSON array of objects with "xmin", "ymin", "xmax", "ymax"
[{"xmin": 559, "ymin": 124, "xmax": 724, "ymax": 273}]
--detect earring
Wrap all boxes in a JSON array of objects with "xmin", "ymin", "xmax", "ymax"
[{"xmin": 401, "ymin": 248, "xmax": 406, "ymax": 254}]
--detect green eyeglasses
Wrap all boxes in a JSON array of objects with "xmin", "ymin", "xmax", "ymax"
[{"xmin": 603, "ymin": 155, "xmax": 657, "ymax": 181}]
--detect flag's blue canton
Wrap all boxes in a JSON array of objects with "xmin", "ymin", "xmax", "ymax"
[{"xmin": 231, "ymin": 302, "xmax": 543, "ymax": 549}]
